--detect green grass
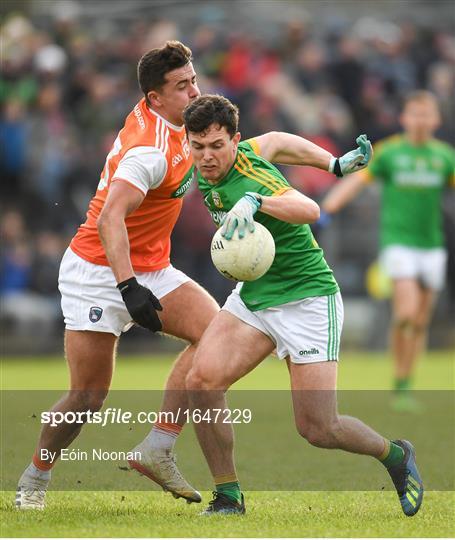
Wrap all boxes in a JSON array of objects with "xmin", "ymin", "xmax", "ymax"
[
  {"xmin": 1, "ymin": 350, "xmax": 454, "ymax": 390},
  {"xmin": 1, "ymin": 491, "xmax": 454, "ymax": 537},
  {"xmin": 1, "ymin": 351, "xmax": 454, "ymax": 537}
]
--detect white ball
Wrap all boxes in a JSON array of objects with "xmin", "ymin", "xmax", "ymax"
[{"xmin": 210, "ymin": 222, "xmax": 275, "ymax": 281}]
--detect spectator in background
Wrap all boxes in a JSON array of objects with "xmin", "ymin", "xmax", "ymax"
[
  {"xmin": 0, "ymin": 211, "xmax": 31, "ymax": 295},
  {"xmin": 0, "ymin": 100, "xmax": 28, "ymax": 202},
  {"xmin": 0, "ymin": 212, "xmax": 60, "ymax": 336}
]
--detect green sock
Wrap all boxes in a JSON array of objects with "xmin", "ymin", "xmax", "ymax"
[
  {"xmin": 216, "ymin": 481, "xmax": 241, "ymax": 504},
  {"xmin": 394, "ymin": 378, "xmax": 411, "ymax": 393},
  {"xmin": 380, "ymin": 441, "xmax": 405, "ymax": 468}
]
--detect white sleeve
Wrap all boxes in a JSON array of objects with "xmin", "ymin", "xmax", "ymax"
[{"xmin": 112, "ymin": 146, "xmax": 168, "ymax": 195}]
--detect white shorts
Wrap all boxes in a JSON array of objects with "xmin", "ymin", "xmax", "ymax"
[
  {"xmin": 380, "ymin": 245, "xmax": 447, "ymax": 291},
  {"xmin": 222, "ymin": 285, "xmax": 344, "ymax": 364},
  {"xmin": 59, "ymin": 248, "xmax": 191, "ymax": 336}
]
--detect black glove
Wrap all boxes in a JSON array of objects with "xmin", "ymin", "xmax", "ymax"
[{"xmin": 117, "ymin": 277, "xmax": 163, "ymax": 332}]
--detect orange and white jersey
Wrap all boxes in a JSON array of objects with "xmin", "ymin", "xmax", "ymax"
[{"xmin": 71, "ymin": 98, "xmax": 194, "ymax": 272}]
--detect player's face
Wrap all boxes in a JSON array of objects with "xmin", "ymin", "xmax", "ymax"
[
  {"xmin": 148, "ymin": 63, "xmax": 200, "ymax": 125},
  {"xmin": 188, "ymin": 125, "xmax": 241, "ymax": 183},
  {"xmin": 400, "ymin": 100, "xmax": 441, "ymax": 141}
]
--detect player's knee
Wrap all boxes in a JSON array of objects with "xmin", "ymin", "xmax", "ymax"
[
  {"xmin": 186, "ymin": 367, "xmax": 211, "ymax": 391},
  {"xmin": 186, "ymin": 366, "xmax": 227, "ymax": 391},
  {"xmin": 394, "ymin": 316, "xmax": 428, "ymax": 336},
  {"xmin": 296, "ymin": 417, "xmax": 340, "ymax": 448},
  {"xmin": 394, "ymin": 316, "xmax": 415, "ymax": 333}
]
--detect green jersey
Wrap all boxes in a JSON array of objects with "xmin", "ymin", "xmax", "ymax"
[
  {"xmin": 364, "ymin": 134, "xmax": 454, "ymax": 249},
  {"xmin": 197, "ymin": 140, "xmax": 339, "ymax": 311}
]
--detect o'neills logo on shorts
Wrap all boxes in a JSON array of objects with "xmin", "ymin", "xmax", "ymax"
[{"xmin": 299, "ymin": 348, "xmax": 319, "ymax": 356}]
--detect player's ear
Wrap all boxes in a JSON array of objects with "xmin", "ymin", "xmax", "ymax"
[
  {"xmin": 233, "ymin": 132, "xmax": 241, "ymax": 146},
  {"xmin": 148, "ymin": 90, "xmax": 161, "ymax": 109}
]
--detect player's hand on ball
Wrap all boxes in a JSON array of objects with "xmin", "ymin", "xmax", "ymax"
[
  {"xmin": 330, "ymin": 134, "xmax": 373, "ymax": 177},
  {"xmin": 221, "ymin": 192, "xmax": 262, "ymax": 240},
  {"xmin": 117, "ymin": 277, "xmax": 163, "ymax": 332}
]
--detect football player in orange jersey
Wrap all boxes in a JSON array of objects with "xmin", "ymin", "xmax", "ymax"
[{"xmin": 16, "ymin": 40, "xmax": 373, "ymax": 510}]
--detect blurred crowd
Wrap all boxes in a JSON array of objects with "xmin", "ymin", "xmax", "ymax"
[{"xmin": 1, "ymin": 1, "xmax": 454, "ymax": 341}]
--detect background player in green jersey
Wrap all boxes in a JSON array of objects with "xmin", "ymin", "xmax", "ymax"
[
  {"xmin": 321, "ymin": 91, "xmax": 455, "ymax": 411},
  {"xmin": 182, "ymin": 94, "xmax": 423, "ymax": 517}
]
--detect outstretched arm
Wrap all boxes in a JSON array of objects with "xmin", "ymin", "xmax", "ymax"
[
  {"xmin": 321, "ymin": 172, "xmax": 368, "ymax": 214},
  {"xmin": 253, "ymin": 132, "xmax": 372, "ymax": 177},
  {"xmin": 254, "ymin": 131, "xmax": 332, "ymax": 169}
]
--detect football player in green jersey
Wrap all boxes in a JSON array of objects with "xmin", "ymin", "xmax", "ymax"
[
  {"xmin": 183, "ymin": 94, "xmax": 423, "ymax": 516},
  {"xmin": 321, "ymin": 91, "xmax": 455, "ymax": 412}
]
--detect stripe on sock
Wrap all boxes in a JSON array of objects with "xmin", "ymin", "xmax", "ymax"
[
  {"xmin": 32, "ymin": 451, "xmax": 55, "ymax": 471},
  {"xmin": 378, "ymin": 439, "xmax": 390, "ymax": 461},
  {"xmin": 214, "ymin": 473, "xmax": 238, "ymax": 485},
  {"xmin": 154, "ymin": 422, "xmax": 182, "ymax": 436}
]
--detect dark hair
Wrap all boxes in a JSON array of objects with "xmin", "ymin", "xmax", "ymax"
[
  {"xmin": 183, "ymin": 94, "xmax": 239, "ymax": 138},
  {"xmin": 137, "ymin": 41, "xmax": 192, "ymax": 100}
]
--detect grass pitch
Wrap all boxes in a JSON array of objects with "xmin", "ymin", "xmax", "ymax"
[
  {"xmin": 1, "ymin": 351, "xmax": 454, "ymax": 537},
  {"xmin": 1, "ymin": 490, "xmax": 454, "ymax": 538}
]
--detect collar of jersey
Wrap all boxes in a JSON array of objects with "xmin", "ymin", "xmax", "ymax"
[
  {"xmin": 403, "ymin": 134, "xmax": 434, "ymax": 148},
  {"xmin": 147, "ymin": 106, "xmax": 185, "ymax": 132}
]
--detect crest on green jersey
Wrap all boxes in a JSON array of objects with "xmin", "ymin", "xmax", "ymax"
[
  {"xmin": 212, "ymin": 191, "xmax": 223, "ymax": 208},
  {"xmin": 171, "ymin": 167, "xmax": 195, "ymax": 198}
]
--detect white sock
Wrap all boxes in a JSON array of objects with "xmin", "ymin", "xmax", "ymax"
[
  {"xmin": 19, "ymin": 463, "xmax": 51, "ymax": 486},
  {"xmin": 142, "ymin": 425, "xmax": 179, "ymax": 452}
]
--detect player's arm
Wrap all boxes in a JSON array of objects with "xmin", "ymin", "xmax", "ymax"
[
  {"xmin": 97, "ymin": 180, "xmax": 142, "ymax": 283},
  {"xmin": 258, "ymin": 189, "xmax": 319, "ymax": 224},
  {"xmin": 321, "ymin": 171, "xmax": 369, "ymax": 214},
  {"xmin": 221, "ymin": 189, "xmax": 319, "ymax": 240},
  {"xmin": 97, "ymin": 178, "xmax": 163, "ymax": 332},
  {"xmin": 252, "ymin": 132, "xmax": 372, "ymax": 177}
]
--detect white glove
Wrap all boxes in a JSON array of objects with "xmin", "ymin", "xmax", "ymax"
[
  {"xmin": 329, "ymin": 134, "xmax": 373, "ymax": 177},
  {"xmin": 220, "ymin": 192, "xmax": 262, "ymax": 240}
]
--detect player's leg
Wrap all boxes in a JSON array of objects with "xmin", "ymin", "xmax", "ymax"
[
  {"xmin": 157, "ymin": 279, "xmax": 220, "ymax": 424},
  {"xmin": 16, "ymin": 330, "xmax": 117, "ymax": 509},
  {"xmin": 289, "ymin": 361, "xmax": 386, "ymax": 454},
  {"xmin": 391, "ymin": 278, "xmax": 421, "ymax": 386},
  {"xmin": 289, "ymin": 360, "xmax": 423, "ymax": 516},
  {"xmin": 392, "ymin": 246, "xmax": 444, "ymax": 410},
  {"xmin": 271, "ymin": 291, "xmax": 422, "ymax": 516},
  {"xmin": 186, "ymin": 310, "xmax": 275, "ymax": 514},
  {"xmin": 128, "ymin": 276, "xmax": 219, "ymax": 502},
  {"xmin": 284, "ymin": 290, "xmax": 423, "ymax": 516},
  {"xmin": 410, "ymin": 286, "xmax": 437, "ymax": 361},
  {"xmin": 38, "ymin": 330, "xmax": 117, "ymax": 454},
  {"xmin": 380, "ymin": 245, "xmax": 429, "ymax": 404},
  {"xmin": 410, "ymin": 247, "xmax": 446, "ymax": 364}
]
